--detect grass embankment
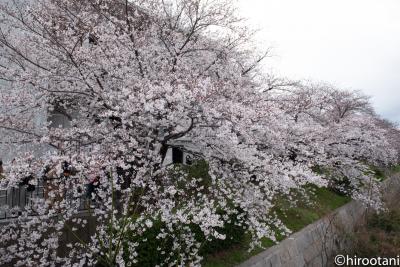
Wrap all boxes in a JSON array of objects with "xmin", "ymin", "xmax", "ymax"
[
  {"xmin": 203, "ymin": 164, "xmax": 400, "ymax": 267},
  {"xmin": 203, "ymin": 186, "xmax": 350, "ymax": 267},
  {"xmin": 372, "ymin": 164, "xmax": 400, "ymax": 181},
  {"xmin": 390, "ymin": 165, "xmax": 400, "ymax": 174}
]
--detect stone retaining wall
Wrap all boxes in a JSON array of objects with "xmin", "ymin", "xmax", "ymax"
[{"xmin": 237, "ymin": 174, "xmax": 400, "ymax": 267}]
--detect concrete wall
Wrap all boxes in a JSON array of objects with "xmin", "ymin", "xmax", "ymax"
[{"xmin": 237, "ymin": 174, "xmax": 400, "ymax": 267}]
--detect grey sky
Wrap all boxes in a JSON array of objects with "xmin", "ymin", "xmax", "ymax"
[{"xmin": 238, "ymin": 0, "xmax": 400, "ymax": 124}]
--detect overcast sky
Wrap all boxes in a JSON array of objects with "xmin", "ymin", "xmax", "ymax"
[{"xmin": 238, "ymin": 0, "xmax": 400, "ymax": 124}]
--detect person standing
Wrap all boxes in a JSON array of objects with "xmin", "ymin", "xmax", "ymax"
[{"xmin": 0, "ymin": 160, "xmax": 4, "ymax": 179}]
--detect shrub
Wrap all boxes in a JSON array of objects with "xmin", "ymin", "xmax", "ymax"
[
  {"xmin": 116, "ymin": 212, "xmax": 246, "ymax": 267},
  {"xmin": 196, "ymin": 210, "xmax": 247, "ymax": 256},
  {"xmin": 350, "ymin": 208, "xmax": 400, "ymax": 258},
  {"xmin": 122, "ymin": 219, "xmax": 176, "ymax": 267}
]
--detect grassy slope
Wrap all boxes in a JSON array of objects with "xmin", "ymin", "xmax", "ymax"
[
  {"xmin": 390, "ymin": 165, "xmax": 400, "ymax": 174},
  {"xmin": 203, "ymin": 187, "xmax": 350, "ymax": 267},
  {"xmin": 202, "ymin": 164, "xmax": 400, "ymax": 267}
]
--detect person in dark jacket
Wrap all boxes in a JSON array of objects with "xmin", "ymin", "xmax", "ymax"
[
  {"xmin": 19, "ymin": 174, "xmax": 36, "ymax": 192},
  {"xmin": 0, "ymin": 160, "xmax": 4, "ymax": 179}
]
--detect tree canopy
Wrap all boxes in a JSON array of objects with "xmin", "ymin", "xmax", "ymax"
[{"xmin": 0, "ymin": 0, "xmax": 398, "ymax": 266}]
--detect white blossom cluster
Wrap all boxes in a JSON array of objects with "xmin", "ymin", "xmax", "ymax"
[{"xmin": 0, "ymin": 0, "xmax": 398, "ymax": 266}]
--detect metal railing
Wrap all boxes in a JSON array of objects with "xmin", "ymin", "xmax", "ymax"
[{"xmin": 0, "ymin": 180, "xmax": 92, "ymax": 220}]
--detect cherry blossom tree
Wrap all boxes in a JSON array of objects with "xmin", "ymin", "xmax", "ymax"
[
  {"xmin": 374, "ymin": 117, "xmax": 400, "ymax": 162},
  {"xmin": 273, "ymin": 81, "xmax": 397, "ymax": 206},
  {"xmin": 0, "ymin": 0, "xmax": 398, "ymax": 266}
]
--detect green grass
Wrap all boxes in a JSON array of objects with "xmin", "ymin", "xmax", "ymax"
[
  {"xmin": 276, "ymin": 186, "xmax": 350, "ymax": 231},
  {"xmin": 198, "ymin": 162, "xmax": 400, "ymax": 267},
  {"xmin": 369, "ymin": 164, "xmax": 400, "ymax": 182},
  {"xmin": 371, "ymin": 166, "xmax": 386, "ymax": 181},
  {"xmin": 390, "ymin": 165, "xmax": 400, "ymax": 174},
  {"xmin": 202, "ymin": 186, "xmax": 350, "ymax": 267},
  {"xmin": 203, "ymin": 236, "xmax": 275, "ymax": 267}
]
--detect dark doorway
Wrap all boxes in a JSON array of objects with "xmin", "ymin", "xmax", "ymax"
[{"xmin": 172, "ymin": 148, "xmax": 183, "ymax": 164}]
